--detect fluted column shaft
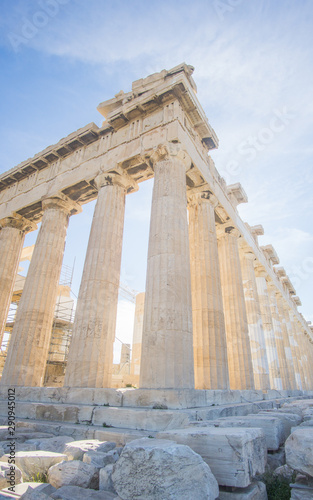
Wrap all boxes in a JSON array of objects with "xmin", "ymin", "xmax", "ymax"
[
  {"xmin": 289, "ymin": 312, "xmax": 307, "ymax": 389},
  {"xmin": 255, "ymin": 271, "xmax": 282, "ymax": 390},
  {"xmin": 275, "ymin": 292, "xmax": 297, "ymax": 390},
  {"xmin": 298, "ymin": 328, "xmax": 313, "ymax": 389},
  {"xmin": 0, "ymin": 217, "xmax": 36, "ymax": 347},
  {"xmin": 188, "ymin": 192, "xmax": 229, "ymax": 389},
  {"xmin": 267, "ymin": 283, "xmax": 290, "ymax": 389},
  {"xmin": 217, "ymin": 225, "xmax": 254, "ymax": 390},
  {"xmin": 296, "ymin": 327, "xmax": 308, "ymax": 390},
  {"xmin": 64, "ymin": 172, "xmax": 134, "ymax": 388},
  {"xmin": 239, "ymin": 250, "xmax": 270, "ymax": 389},
  {"xmin": 130, "ymin": 292, "xmax": 145, "ymax": 377},
  {"xmin": 139, "ymin": 155, "xmax": 194, "ymax": 389},
  {"xmin": 284, "ymin": 306, "xmax": 302, "ymax": 390},
  {"xmin": 1, "ymin": 197, "xmax": 77, "ymax": 386}
]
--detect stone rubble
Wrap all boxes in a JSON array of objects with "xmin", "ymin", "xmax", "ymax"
[
  {"xmin": 63, "ymin": 440, "xmax": 116, "ymax": 461},
  {"xmin": 48, "ymin": 460, "xmax": 99, "ymax": 490},
  {"xmin": 111, "ymin": 438, "xmax": 219, "ymax": 500},
  {"xmin": 0, "ymin": 397, "xmax": 311, "ymax": 498}
]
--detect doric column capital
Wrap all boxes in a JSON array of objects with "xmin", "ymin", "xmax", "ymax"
[
  {"xmin": 266, "ymin": 280, "xmax": 278, "ymax": 293},
  {"xmin": 238, "ymin": 238, "xmax": 255, "ymax": 258},
  {"xmin": 42, "ymin": 194, "xmax": 82, "ymax": 216},
  {"xmin": 0, "ymin": 214, "xmax": 37, "ymax": 233},
  {"xmin": 147, "ymin": 143, "xmax": 192, "ymax": 171},
  {"xmin": 216, "ymin": 222, "xmax": 241, "ymax": 240},
  {"xmin": 187, "ymin": 188, "xmax": 219, "ymax": 208},
  {"xmin": 254, "ymin": 262, "xmax": 268, "ymax": 278},
  {"xmin": 95, "ymin": 168, "xmax": 138, "ymax": 193}
]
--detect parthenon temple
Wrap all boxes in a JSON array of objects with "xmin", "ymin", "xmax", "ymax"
[{"xmin": 0, "ymin": 63, "xmax": 312, "ymax": 401}]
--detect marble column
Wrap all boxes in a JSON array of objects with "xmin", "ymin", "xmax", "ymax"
[
  {"xmin": 130, "ymin": 292, "xmax": 145, "ymax": 378},
  {"xmin": 255, "ymin": 266, "xmax": 282, "ymax": 390},
  {"xmin": 139, "ymin": 150, "xmax": 194, "ymax": 389},
  {"xmin": 267, "ymin": 282, "xmax": 290, "ymax": 390},
  {"xmin": 1, "ymin": 196, "xmax": 79, "ymax": 387},
  {"xmin": 239, "ymin": 248, "xmax": 270, "ymax": 389},
  {"xmin": 289, "ymin": 312, "xmax": 307, "ymax": 390},
  {"xmin": 275, "ymin": 292, "xmax": 297, "ymax": 390},
  {"xmin": 0, "ymin": 216, "xmax": 36, "ymax": 347},
  {"xmin": 64, "ymin": 171, "xmax": 136, "ymax": 388},
  {"xmin": 188, "ymin": 191, "xmax": 229, "ymax": 389},
  {"xmin": 298, "ymin": 328, "xmax": 312, "ymax": 389},
  {"xmin": 284, "ymin": 306, "xmax": 303, "ymax": 390},
  {"xmin": 217, "ymin": 224, "xmax": 254, "ymax": 390},
  {"xmin": 306, "ymin": 336, "xmax": 313, "ymax": 389}
]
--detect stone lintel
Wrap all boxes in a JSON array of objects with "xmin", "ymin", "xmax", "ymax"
[
  {"xmin": 226, "ymin": 183, "xmax": 248, "ymax": 208},
  {"xmin": 261, "ymin": 244, "xmax": 280, "ymax": 265}
]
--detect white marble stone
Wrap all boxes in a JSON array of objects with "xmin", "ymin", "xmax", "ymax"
[
  {"xmin": 48, "ymin": 460, "xmax": 99, "ymax": 489},
  {"xmin": 286, "ymin": 428, "xmax": 313, "ymax": 477},
  {"xmin": 111, "ymin": 438, "xmax": 219, "ymax": 500},
  {"xmin": 157, "ymin": 427, "xmax": 266, "ymax": 487}
]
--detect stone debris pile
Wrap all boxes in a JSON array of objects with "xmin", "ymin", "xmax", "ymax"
[{"xmin": 0, "ymin": 398, "xmax": 311, "ymax": 498}]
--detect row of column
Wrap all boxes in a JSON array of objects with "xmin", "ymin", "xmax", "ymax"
[{"xmin": 0, "ymin": 149, "xmax": 312, "ymax": 390}]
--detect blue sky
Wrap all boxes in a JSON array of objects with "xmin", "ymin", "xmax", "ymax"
[{"xmin": 0, "ymin": 0, "xmax": 312, "ymax": 352}]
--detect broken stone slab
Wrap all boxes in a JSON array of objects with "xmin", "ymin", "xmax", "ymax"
[
  {"xmin": 26, "ymin": 436, "xmax": 74, "ymax": 454},
  {"xmin": 83, "ymin": 449, "xmax": 121, "ymax": 468},
  {"xmin": 99, "ymin": 464, "xmax": 115, "ymax": 493},
  {"xmin": 111, "ymin": 438, "xmax": 219, "ymax": 500},
  {"xmin": 0, "ymin": 463, "xmax": 23, "ymax": 489},
  {"xmin": 218, "ymin": 481, "xmax": 267, "ymax": 499},
  {"xmin": 63, "ymin": 440, "xmax": 116, "ymax": 460},
  {"xmin": 273, "ymin": 464, "xmax": 295, "ymax": 481},
  {"xmin": 18, "ymin": 487, "xmax": 50, "ymax": 499},
  {"xmin": 192, "ymin": 414, "xmax": 284, "ymax": 450},
  {"xmin": 0, "ymin": 482, "xmax": 56, "ymax": 499},
  {"xmin": 286, "ymin": 428, "xmax": 313, "ymax": 477},
  {"xmin": 50, "ymin": 485, "xmax": 119, "ymax": 499},
  {"xmin": 290, "ymin": 480, "xmax": 313, "ymax": 500},
  {"xmin": 0, "ymin": 451, "xmax": 67, "ymax": 481},
  {"xmin": 299, "ymin": 419, "xmax": 313, "ymax": 427},
  {"xmin": 255, "ymin": 411, "xmax": 301, "ymax": 440},
  {"xmin": 157, "ymin": 427, "xmax": 266, "ymax": 488},
  {"xmin": 48, "ymin": 460, "xmax": 99, "ymax": 489},
  {"xmin": 303, "ymin": 409, "xmax": 313, "ymax": 420},
  {"xmin": 283, "ymin": 399, "xmax": 313, "ymax": 410}
]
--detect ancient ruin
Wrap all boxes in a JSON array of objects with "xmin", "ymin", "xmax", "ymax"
[{"xmin": 0, "ymin": 63, "xmax": 312, "ymax": 498}]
